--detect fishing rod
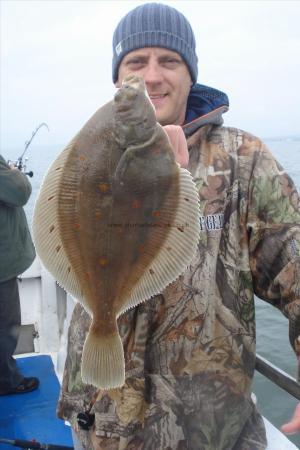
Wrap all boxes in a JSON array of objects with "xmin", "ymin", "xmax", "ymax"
[
  {"xmin": 7, "ymin": 123, "xmax": 49, "ymax": 177},
  {"xmin": 0, "ymin": 437, "xmax": 73, "ymax": 450}
]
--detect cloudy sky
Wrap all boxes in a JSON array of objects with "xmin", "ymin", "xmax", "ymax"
[{"xmin": 1, "ymin": 0, "xmax": 300, "ymax": 151}]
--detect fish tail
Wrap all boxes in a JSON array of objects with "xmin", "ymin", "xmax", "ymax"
[{"xmin": 81, "ymin": 330, "xmax": 125, "ymax": 389}]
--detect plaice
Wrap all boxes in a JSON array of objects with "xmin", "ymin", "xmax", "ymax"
[{"xmin": 32, "ymin": 75, "xmax": 200, "ymax": 389}]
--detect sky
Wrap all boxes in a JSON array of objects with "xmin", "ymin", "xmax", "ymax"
[{"xmin": 1, "ymin": 0, "xmax": 300, "ymax": 152}]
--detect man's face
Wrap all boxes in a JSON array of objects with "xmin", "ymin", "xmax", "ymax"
[{"xmin": 116, "ymin": 47, "xmax": 192, "ymax": 126}]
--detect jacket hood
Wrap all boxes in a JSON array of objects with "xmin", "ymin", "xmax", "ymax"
[{"xmin": 183, "ymin": 83, "xmax": 229, "ymax": 137}]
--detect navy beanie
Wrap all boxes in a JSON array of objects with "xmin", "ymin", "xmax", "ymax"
[{"xmin": 112, "ymin": 3, "xmax": 198, "ymax": 84}]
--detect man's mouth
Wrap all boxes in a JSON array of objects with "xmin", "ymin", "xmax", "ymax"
[
  {"xmin": 149, "ymin": 94, "xmax": 167, "ymax": 100},
  {"xmin": 149, "ymin": 94, "xmax": 167, "ymax": 108}
]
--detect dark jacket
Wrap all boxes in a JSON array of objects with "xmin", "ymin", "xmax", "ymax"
[{"xmin": 0, "ymin": 154, "xmax": 36, "ymax": 282}]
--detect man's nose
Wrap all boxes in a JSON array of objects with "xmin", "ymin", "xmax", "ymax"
[{"xmin": 143, "ymin": 62, "xmax": 163, "ymax": 85}]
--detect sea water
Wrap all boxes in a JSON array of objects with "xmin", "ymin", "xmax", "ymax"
[{"xmin": 4, "ymin": 137, "xmax": 300, "ymax": 447}]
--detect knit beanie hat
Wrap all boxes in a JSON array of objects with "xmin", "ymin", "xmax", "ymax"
[{"xmin": 112, "ymin": 3, "xmax": 198, "ymax": 84}]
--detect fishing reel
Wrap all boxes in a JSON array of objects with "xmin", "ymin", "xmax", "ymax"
[
  {"xmin": 76, "ymin": 411, "xmax": 95, "ymax": 430},
  {"xmin": 7, "ymin": 157, "xmax": 34, "ymax": 177},
  {"xmin": 6, "ymin": 122, "xmax": 49, "ymax": 178}
]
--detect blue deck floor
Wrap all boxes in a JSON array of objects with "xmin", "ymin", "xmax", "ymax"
[{"xmin": 0, "ymin": 355, "xmax": 73, "ymax": 449}]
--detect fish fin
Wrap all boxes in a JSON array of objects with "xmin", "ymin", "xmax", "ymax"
[
  {"xmin": 81, "ymin": 331, "xmax": 125, "ymax": 389},
  {"xmin": 119, "ymin": 167, "xmax": 200, "ymax": 316},
  {"xmin": 32, "ymin": 139, "xmax": 85, "ymax": 305}
]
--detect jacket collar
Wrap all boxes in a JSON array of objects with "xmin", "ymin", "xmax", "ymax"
[{"xmin": 183, "ymin": 83, "xmax": 229, "ymax": 137}]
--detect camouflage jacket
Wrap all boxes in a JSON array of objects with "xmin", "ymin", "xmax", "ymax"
[{"xmin": 57, "ymin": 122, "xmax": 300, "ymax": 450}]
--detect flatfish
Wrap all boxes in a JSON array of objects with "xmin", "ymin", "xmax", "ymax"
[{"xmin": 32, "ymin": 75, "xmax": 200, "ymax": 389}]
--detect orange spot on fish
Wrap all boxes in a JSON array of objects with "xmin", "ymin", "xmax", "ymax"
[
  {"xmin": 152, "ymin": 210, "xmax": 161, "ymax": 218},
  {"xmin": 98, "ymin": 183, "xmax": 109, "ymax": 193},
  {"xmin": 49, "ymin": 225, "xmax": 55, "ymax": 233},
  {"xmin": 132, "ymin": 200, "xmax": 142, "ymax": 209},
  {"xmin": 56, "ymin": 245, "xmax": 61, "ymax": 252},
  {"xmin": 85, "ymin": 272, "xmax": 91, "ymax": 279},
  {"xmin": 99, "ymin": 258, "xmax": 109, "ymax": 267},
  {"xmin": 74, "ymin": 223, "xmax": 81, "ymax": 230},
  {"xmin": 79, "ymin": 155, "xmax": 86, "ymax": 161},
  {"xmin": 95, "ymin": 212, "xmax": 102, "ymax": 219}
]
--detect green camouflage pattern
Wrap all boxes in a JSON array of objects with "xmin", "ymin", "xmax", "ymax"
[{"xmin": 57, "ymin": 125, "xmax": 300, "ymax": 449}]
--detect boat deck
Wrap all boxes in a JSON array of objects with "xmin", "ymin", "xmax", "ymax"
[
  {"xmin": 0, "ymin": 355, "xmax": 73, "ymax": 450},
  {"xmin": 0, "ymin": 353, "xmax": 298, "ymax": 450}
]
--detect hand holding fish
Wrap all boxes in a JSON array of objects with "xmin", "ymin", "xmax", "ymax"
[{"xmin": 163, "ymin": 125, "xmax": 189, "ymax": 168}]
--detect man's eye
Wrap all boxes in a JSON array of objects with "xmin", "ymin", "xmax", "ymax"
[
  {"xmin": 163, "ymin": 59, "xmax": 181, "ymax": 67},
  {"xmin": 126, "ymin": 60, "xmax": 144, "ymax": 67}
]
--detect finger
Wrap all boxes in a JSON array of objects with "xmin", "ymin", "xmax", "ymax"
[
  {"xmin": 281, "ymin": 403, "xmax": 300, "ymax": 434},
  {"xmin": 281, "ymin": 419, "xmax": 300, "ymax": 435}
]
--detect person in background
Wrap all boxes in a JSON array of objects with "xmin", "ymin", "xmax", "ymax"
[
  {"xmin": 57, "ymin": 3, "xmax": 300, "ymax": 449},
  {"xmin": 0, "ymin": 155, "xmax": 38, "ymax": 395}
]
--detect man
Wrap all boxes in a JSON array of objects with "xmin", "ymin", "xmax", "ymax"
[
  {"xmin": 0, "ymin": 155, "xmax": 38, "ymax": 395},
  {"xmin": 57, "ymin": 3, "xmax": 300, "ymax": 449}
]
